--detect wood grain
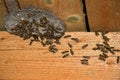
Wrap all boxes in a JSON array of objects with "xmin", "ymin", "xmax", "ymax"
[
  {"xmin": 0, "ymin": 0, "xmax": 7, "ymax": 30},
  {"xmin": 18, "ymin": 0, "xmax": 86, "ymax": 31},
  {"xmin": 86, "ymin": 0, "xmax": 120, "ymax": 32},
  {"xmin": 0, "ymin": 31, "xmax": 120, "ymax": 80}
]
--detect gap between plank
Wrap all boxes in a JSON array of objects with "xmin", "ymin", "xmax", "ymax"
[{"xmin": 81, "ymin": 0, "xmax": 90, "ymax": 32}]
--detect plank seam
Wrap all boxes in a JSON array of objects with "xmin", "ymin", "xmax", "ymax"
[{"xmin": 81, "ymin": 0, "xmax": 90, "ymax": 32}]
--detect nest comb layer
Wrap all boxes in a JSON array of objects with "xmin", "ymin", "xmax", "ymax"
[{"xmin": 4, "ymin": 7, "xmax": 66, "ymax": 40}]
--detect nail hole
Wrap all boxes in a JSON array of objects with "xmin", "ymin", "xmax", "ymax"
[
  {"xmin": 66, "ymin": 16, "xmax": 79, "ymax": 23},
  {"xmin": 45, "ymin": 0, "xmax": 53, "ymax": 5}
]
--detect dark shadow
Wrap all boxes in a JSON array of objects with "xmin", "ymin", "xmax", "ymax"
[{"xmin": 81, "ymin": 0, "xmax": 90, "ymax": 32}]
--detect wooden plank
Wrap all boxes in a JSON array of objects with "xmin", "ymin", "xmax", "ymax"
[
  {"xmin": 0, "ymin": 0, "xmax": 7, "ymax": 30},
  {"xmin": 86, "ymin": 0, "xmax": 120, "ymax": 32},
  {"xmin": 0, "ymin": 31, "xmax": 120, "ymax": 80},
  {"xmin": 18, "ymin": 0, "xmax": 86, "ymax": 31}
]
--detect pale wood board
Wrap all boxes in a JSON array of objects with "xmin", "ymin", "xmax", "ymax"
[
  {"xmin": 86, "ymin": 0, "xmax": 120, "ymax": 31},
  {"xmin": 0, "ymin": 31, "xmax": 120, "ymax": 80}
]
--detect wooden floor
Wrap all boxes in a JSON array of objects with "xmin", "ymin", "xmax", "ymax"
[{"xmin": 0, "ymin": 31, "xmax": 120, "ymax": 80}]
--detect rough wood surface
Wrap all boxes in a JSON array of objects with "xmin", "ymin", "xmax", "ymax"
[
  {"xmin": 0, "ymin": 31, "xmax": 120, "ymax": 80},
  {"xmin": 86, "ymin": 0, "xmax": 120, "ymax": 31}
]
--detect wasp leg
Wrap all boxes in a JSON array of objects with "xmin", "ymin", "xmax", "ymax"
[{"xmin": 29, "ymin": 35, "xmax": 40, "ymax": 45}]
